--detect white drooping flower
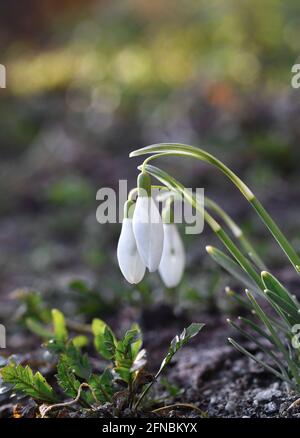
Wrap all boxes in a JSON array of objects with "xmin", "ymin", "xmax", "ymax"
[
  {"xmin": 132, "ymin": 196, "xmax": 164, "ymax": 272},
  {"xmin": 117, "ymin": 217, "xmax": 146, "ymax": 284},
  {"xmin": 159, "ymin": 223, "xmax": 185, "ymax": 288}
]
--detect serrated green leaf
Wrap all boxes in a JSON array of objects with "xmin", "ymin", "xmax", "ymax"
[
  {"xmin": 134, "ymin": 322, "xmax": 204, "ymax": 410},
  {"xmin": 1, "ymin": 363, "xmax": 58, "ymax": 403},
  {"xmin": 56, "ymin": 358, "xmax": 81, "ymax": 399},
  {"xmin": 159, "ymin": 323, "xmax": 205, "ymax": 372},
  {"xmin": 62, "ymin": 342, "xmax": 92, "ymax": 380},
  {"xmin": 56, "ymin": 358, "xmax": 93, "ymax": 407},
  {"xmin": 89, "ymin": 369, "xmax": 114, "ymax": 403}
]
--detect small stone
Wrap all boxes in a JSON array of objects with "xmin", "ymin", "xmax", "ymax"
[
  {"xmin": 264, "ymin": 402, "xmax": 277, "ymax": 413},
  {"xmin": 225, "ymin": 401, "xmax": 236, "ymax": 413},
  {"xmin": 254, "ymin": 388, "xmax": 282, "ymax": 402}
]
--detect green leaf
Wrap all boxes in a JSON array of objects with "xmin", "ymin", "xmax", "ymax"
[
  {"xmin": 62, "ymin": 342, "xmax": 92, "ymax": 380},
  {"xmin": 246, "ymin": 290, "xmax": 300, "ymax": 385},
  {"xmin": 130, "ymin": 323, "xmax": 143, "ymax": 359},
  {"xmin": 72, "ymin": 335, "xmax": 89, "ymax": 349},
  {"xmin": 51, "ymin": 309, "xmax": 68, "ymax": 342},
  {"xmin": 56, "ymin": 358, "xmax": 93, "ymax": 407},
  {"xmin": 56, "ymin": 358, "xmax": 81, "ymax": 399},
  {"xmin": 228, "ymin": 338, "xmax": 295, "ymax": 388},
  {"xmin": 159, "ymin": 323, "xmax": 204, "ymax": 373},
  {"xmin": 114, "ymin": 329, "xmax": 141, "ymax": 383},
  {"xmin": 25, "ymin": 318, "xmax": 53, "ymax": 340},
  {"xmin": 264, "ymin": 289, "xmax": 300, "ymax": 326},
  {"xmin": 89, "ymin": 369, "xmax": 115, "ymax": 403},
  {"xmin": 44, "ymin": 338, "xmax": 66, "ymax": 354},
  {"xmin": 261, "ymin": 271, "xmax": 299, "ymax": 310},
  {"xmin": 134, "ymin": 323, "xmax": 204, "ymax": 410},
  {"xmin": 1, "ymin": 363, "xmax": 58, "ymax": 403},
  {"xmin": 206, "ymin": 246, "xmax": 262, "ymax": 295},
  {"xmin": 227, "ymin": 318, "xmax": 288, "ymax": 377},
  {"xmin": 92, "ymin": 319, "xmax": 116, "ymax": 360}
]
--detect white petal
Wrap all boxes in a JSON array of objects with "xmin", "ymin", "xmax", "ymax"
[
  {"xmin": 132, "ymin": 197, "xmax": 164, "ymax": 272},
  {"xmin": 117, "ymin": 218, "xmax": 146, "ymax": 284},
  {"xmin": 159, "ymin": 224, "xmax": 185, "ymax": 288}
]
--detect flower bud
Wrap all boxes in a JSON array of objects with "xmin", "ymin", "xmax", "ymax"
[
  {"xmin": 117, "ymin": 202, "xmax": 146, "ymax": 284},
  {"xmin": 132, "ymin": 173, "xmax": 164, "ymax": 272},
  {"xmin": 159, "ymin": 223, "xmax": 185, "ymax": 288}
]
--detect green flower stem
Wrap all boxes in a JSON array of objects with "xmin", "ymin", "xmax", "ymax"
[
  {"xmin": 205, "ymin": 197, "xmax": 265, "ymax": 270},
  {"xmin": 130, "ymin": 143, "xmax": 300, "ymax": 273},
  {"xmin": 139, "ymin": 163, "xmax": 263, "ymax": 290}
]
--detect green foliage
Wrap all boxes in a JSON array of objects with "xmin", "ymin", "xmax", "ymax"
[
  {"xmin": 92, "ymin": 319, "xmax": 143, "ymax": 384},
  {"xmin": 1, "ymin": 305, "xmax": 204, "ymax": 412},
  {"xmin": 1, "ymin": 363, "xmax": 58, "ymax": 403},
  {"xmin": 60, "ymin": 342, "xmax": 92, "ymax": 380},
  {"xmin": 88, "ymin": 370, "xmax": 115, "ymax": 403},
  {"xmin": 56, "ymin": 358, "xmax": 82, "ymax": 399}
]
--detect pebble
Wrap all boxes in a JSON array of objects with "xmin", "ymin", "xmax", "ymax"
[
  {"xmin": 225, "ymin": 401, "xmax": 236, "ymax": 413},
  {"xmin": 264, "ymin": 402, "xmax": 277, "ymax": 413},
  {"xmin": 254, "ymin": 388, "xmax": 282, "ymax": 402}
]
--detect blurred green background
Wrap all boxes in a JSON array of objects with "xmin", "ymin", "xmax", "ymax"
[{"xmin": 1, "ymin": 0, "xmax": 300, "ymax": 322}]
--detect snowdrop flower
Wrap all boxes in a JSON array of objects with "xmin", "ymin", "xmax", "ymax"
[
  {"xmin": 117, "ymin": 200, "xmax": 146, "ymax": 284},
  {"xmin": 132, "ymin": 172, "xmax": 164, "ymax": 272},
  {"xmin": 159, "ymin": 201, "xmax": 185, "ymax": 288}
]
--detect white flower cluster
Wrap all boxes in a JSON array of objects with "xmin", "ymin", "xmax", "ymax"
[{"xmin": 117, "ymin": 172, "xmax": 185, "ymax": 287}]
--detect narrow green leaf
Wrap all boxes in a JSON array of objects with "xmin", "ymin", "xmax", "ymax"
[
  {"xmin": 246, "ymin": 290, "xmax": 300, "ymax": 385},
  {"xmin": 25, "ymin": 318, "xmax": 53, "ymax": 340},
  {"xmin": 206, "ymin": 246, "xmax": 262, "ymax": 295},
  {"xmin": 227, "ymin": 319, "xmax": 288, "ymax": 377},
  {"xmin": 264, "ymin": 289, "xmax": 300, "ymax": 326},
  {"xmin": 228, "ymin": 338, "xmax": 294, "ymax": 387},
  {"xmin": 261, "ymin": 271, "xmax": 299, "ymax": 310}
]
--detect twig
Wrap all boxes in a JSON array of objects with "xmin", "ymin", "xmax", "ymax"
[
  {"xmin": 287, "ymin": 398, "xmax": 300, "ymax": 412},
  {"xmin": 40, "ymin": 383, "xmax": 97, "ymax": 418},
  {"xmin": 152, "ymin": 402, "xmax": 207, "ymax": 417}
]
